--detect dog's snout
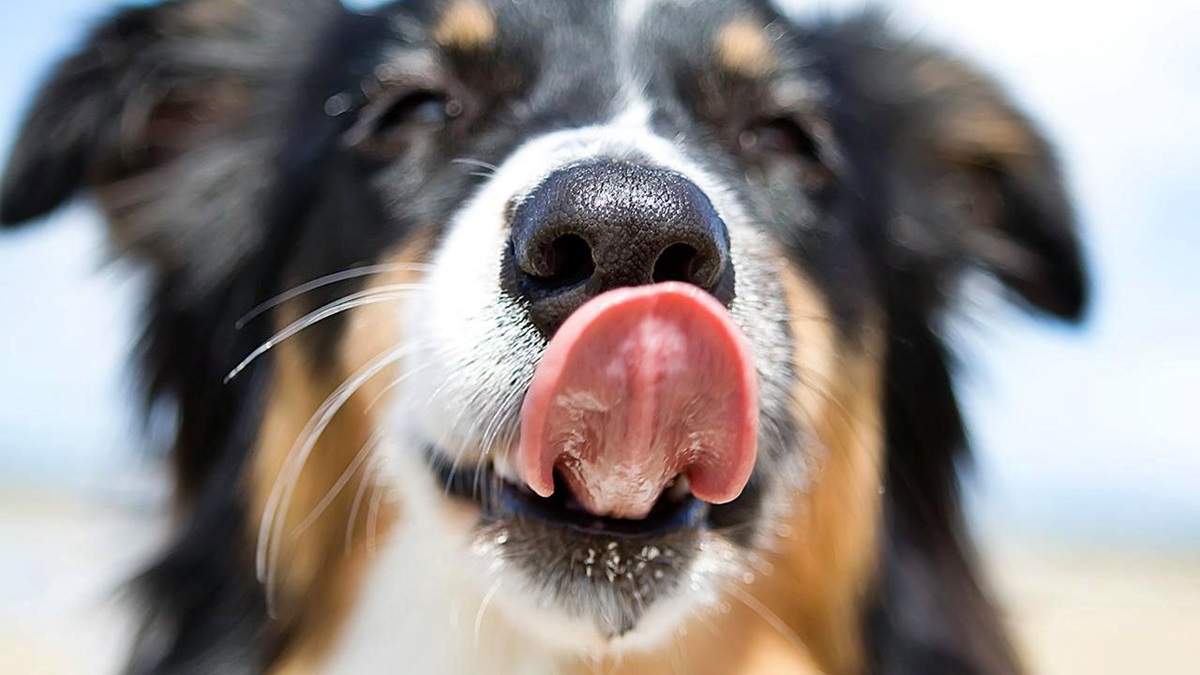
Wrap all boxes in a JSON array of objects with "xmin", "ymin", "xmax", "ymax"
[{"xmin": 508, "ymin": 160, "xmax": 734, "ymax": 335}]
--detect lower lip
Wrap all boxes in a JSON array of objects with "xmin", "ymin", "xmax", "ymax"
[
  {"xmin": 493, "ymin": 479, "xmax": 707, "ymax": 538},
  {"xmin": 425, "ymin": 445, "xmax": 708, "ymax": 537}
]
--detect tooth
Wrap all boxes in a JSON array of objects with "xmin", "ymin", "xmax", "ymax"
[
  {"xmin": 666, "ymin": 475, "xmax": 691, "ymax": 501},
  {"xmin": 491, "ymin": 454, "xmax": 519, "ymax": 484}
]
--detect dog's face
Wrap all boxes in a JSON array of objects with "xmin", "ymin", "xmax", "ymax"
[
  {"xmin": 396, "ymin": 0, "xmax": 832, "ymax": 646},
  {"xmin": 1, "ymin": 0, "xmax": 1087, "ymax": 670}
]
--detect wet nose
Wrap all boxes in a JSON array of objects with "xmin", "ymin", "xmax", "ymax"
[{"xmin": 507, "ymin": 160, "xmax": 734, "ymax": 335}]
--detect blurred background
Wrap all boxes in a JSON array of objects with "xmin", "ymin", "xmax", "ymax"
[{"xmin": 1, "ymin": 0, "xmax": 1196, "ymax": 673}]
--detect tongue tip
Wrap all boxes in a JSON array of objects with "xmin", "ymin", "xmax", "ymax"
[
  {"xmin": 688, "ymin": 429, "xmax": 759, "ymax": 505},
  {"xmin": 515, "ymin": 442, "xmax": 555, "ymax": 498}
]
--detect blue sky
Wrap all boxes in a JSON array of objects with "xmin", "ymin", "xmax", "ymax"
[{"xmin": 1, "ymin": 0, "xmax": 1197, "ymax": 548}]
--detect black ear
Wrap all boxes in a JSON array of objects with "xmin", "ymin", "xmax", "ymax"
[
  {"xmin": 905, "ymin": 49, "xmax": 1088, "ymax": 321},
  {"xmin": 1, "ymin": 0, "xmax": 341, "ymax": 290},
  {"xmin": 810, "ymin": 13, "xmax": 1089, "ymax": 322},
  {"xmin": 1, "ymin": 0, "xmax": 340, "ymax": 232},
  {"xmin": 0, "ymin": 7, "xmax": 161, "ymax": 226}
]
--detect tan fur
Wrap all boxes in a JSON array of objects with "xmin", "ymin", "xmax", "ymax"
[
  {"xmin": 433, "ymin": 0, "xmax": 497, "ymax": 51},
  {"xmin": 716, "ymin": 19, "xmax": 777, "ymax": 78},
  {"xmin": 176, "ymin": 0, "xmax": 250, "ymax": 31},
  {"xmin": 250, "ymin": 239, "xmax": 432, "ymax": 674},
  {"xmin": 911, "ymin": 58, "xmax": 1038, "ymax": 161},
  {"xmin": 763, "ymin": 266, "xmax": 885, "ymax": 675}
]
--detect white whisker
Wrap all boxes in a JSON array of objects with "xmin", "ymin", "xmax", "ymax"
[
  {"xmin": 672, "ymin": 628, "xmax": 689, "ymax": 675},
  {"xmin": 365, "ymin": 361, "xmax": 433, "ymax": 413},
  {"xmin": 345, "ymin": 457, "xmax": 377, "ymax": 554},
  {"xmin": 473, "ymin": 579, "xmax": 501, "ymax": 650},
  {"xmin": 226, "ymin": 284, "xmax": 422, "ymax": 383},
  {"xmin": 435, "ymin": 370, "xmax": 489, "ymax": 494},
  {"xmin": 468, "ymin": 387, "xmax": 520, "ymax": 498},
  {"xmin": 290, "ymin": 427, "xmax": 384, "ymax": 538},
  {"xmin": 257, "ymin": 346, "xmax": 410, "ymax": 614},
  {"xmin": 451, "ymin": 157, "xmax": 499, "ymax": 172},
  {"xmin": 366, "ymin": 474, "xmax": 387, "ymax": 555},
  {"xmin": 236, "ymin": 262, "xmax": 433, "ymax": 329},
  {"xmin": 724, "ymin": 583, "xmax": 808, "ymax": 660}
]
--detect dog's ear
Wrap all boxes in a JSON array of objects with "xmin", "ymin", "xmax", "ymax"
[
  {"xmin": 0, "ymin": 6, "xmax": 162, "ymax": 226},
  {"xmin": 1, "ymin": 0, "xmax": 339, "ymax": 284},
  {"xmin": 0, "ymin": 0, "xmax": 337, "ymax": 222},
  {"xmin": 809, "ymin": 13, "xmax": 1089, "ymax": 322}
]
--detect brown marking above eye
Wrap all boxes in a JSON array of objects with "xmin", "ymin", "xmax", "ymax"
[
  {"xmin": 433, "ymin": 0, "xmax": 496, "ymax": 51},
  {"xmin": 175, "ymin": 0, "xmax": 250, "ymax": 31},
  {"xmin": 715, "ymin": 18, "xmax": 777, "ymax": 78}
]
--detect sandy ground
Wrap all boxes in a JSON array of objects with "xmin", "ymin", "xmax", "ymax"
[
  {"xmin": 2, "ymin": 491, "xmax": 1197, "ymax": 674},
  {"xmin": 982, "ymin": 536, "xmax": 1200, "ymax": 674}
]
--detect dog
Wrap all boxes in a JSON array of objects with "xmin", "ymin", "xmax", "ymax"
[{"xmin": 0, "ymin": 1, "xmax": 1088, "ymax": 673}]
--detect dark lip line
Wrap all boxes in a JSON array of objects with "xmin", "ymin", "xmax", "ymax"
[{"xmin": 422, "ymin": 445, "xmax": 709, "ymax": 537}]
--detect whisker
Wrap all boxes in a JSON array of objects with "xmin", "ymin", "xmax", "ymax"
[
  {"xmin": 437, "ymin": 377, "xmax": 489, "ymax": 496},
  {"xmin": 473, "ymin": 579, "xmax": 502, "ymax": 650},
  {"xmin": 724, "ymin": 583, "xmax": 808, "ymax": 660},
  {"xmin": 469, "ymin": 388, "xmax": 520, "ymax": 498},
  {"xmin": 366, "ymin": 474, "xmax": 387, "ymax": 555},
  {"xmin": 703, "ymin": 519, "xmax": 760, "ymax": 539},
  {"xmin": 451, "ymin": 157, "xmax": 499, "ymax": 172},
  {"xmin": 609, "ymin": 647, "xmax": 625, "ymax": 674},
  {"xmin": 226, "ymin": 284, "xmax": 422, "ymax": 383},
  {"xmin": 345, "ymin": 456, "xmax": 377, "ymax": 554},
  {"xmin": 399, "ymin": 349, "xmax": 497, "ymax": 498},
  {"xmin": 257, "ymin": 346, "xmax": 410, "ymax": 614},
  {"xmin": 290, "ymin": 427, "xmax": 384, "ymax": 538},
  {"xmin": 365, "ymin": 361, "xmax": 433, "ymax": 413},
  {"xmin": 789, "ymin": 360, "xmax": 875, "ymax": 453},
  {"xmin": 742, "ymin": 551, "xmax": 776, "ymax": 578},
  {"xmin": 236, "ymin": 262, "xmax": 433, "ymax": 330},
  {"xmin": 672, "ymin": 627, "xmax": 689, "ymax": 675}
]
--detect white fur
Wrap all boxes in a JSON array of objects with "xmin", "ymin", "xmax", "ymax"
[{"xmin": 323, "ymin": 442, "xmax": 562, "ymax": 675}]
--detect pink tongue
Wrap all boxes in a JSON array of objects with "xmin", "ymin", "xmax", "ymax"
[{"xmin": 517, "ymin": 282, "xmax": 758, "ymax": 520}]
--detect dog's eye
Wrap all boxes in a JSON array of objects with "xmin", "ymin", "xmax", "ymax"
[
  {"xmin": 376, "ymin": 91, "xmax": 454, "ymax": 129},
  {"xmin": 739, "ymin": 116, "xmax": 835, "ymax": 192},
  {"xmin": 347, "ymin": 89, "xmax": 463, "ymax": 157},
  {"xmin": 739, "ymin": 117, "xmax": 819, "ymax": 160}
]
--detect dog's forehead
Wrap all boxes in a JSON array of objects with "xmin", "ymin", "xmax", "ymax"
[{"xmin": 380, "ymin": 0, "xmax": 783, "ymax": 75}]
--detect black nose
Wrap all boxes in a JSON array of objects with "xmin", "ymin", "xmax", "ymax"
[{"xmin": 507, "ymin": 160, "xmax": 734, "ymax": 336}]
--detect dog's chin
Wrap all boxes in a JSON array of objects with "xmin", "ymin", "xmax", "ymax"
[{"xmin": 425, "ymin": 448, "xmax": 750, "ymax": 652}]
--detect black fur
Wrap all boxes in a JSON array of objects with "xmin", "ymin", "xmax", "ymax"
[
  {"xmin": 0, "ymin": 6, "xmax": 159, "ymax": 225},
  {"xmin": 0, "ymin": 2, "xmax": 1087, "ymax": 673},
  {"xmin": 801, "ymin": 14, "xmax": 1086, "ymax": 673}
]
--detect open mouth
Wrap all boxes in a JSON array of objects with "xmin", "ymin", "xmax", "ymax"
[{"xmin": 431, "ymin": 454, "xmax": 708, "ymax": 537}]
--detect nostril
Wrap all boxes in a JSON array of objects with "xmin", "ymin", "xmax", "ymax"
[
  {"xmin": 652, "ymin": 243, "xmax": 701, "ymax": 284},
  {"xmin": 527, "ymin": 233, "xmax": 594, "ymax": 287}
]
